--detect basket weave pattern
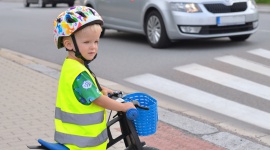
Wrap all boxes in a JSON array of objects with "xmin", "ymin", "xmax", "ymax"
[{"xmin": 123, "ymin": 92, "xmax": 158, "ymax": 136}]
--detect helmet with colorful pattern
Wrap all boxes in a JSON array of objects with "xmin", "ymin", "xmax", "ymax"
[{"xmin": 53, "ymin": 6, "xmax": 103, "ymax": 49}]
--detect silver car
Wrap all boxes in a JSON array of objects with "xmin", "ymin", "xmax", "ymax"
[
  {"xmin": 24, "ymin": 0, "xmax": 75, "ymax": 7},
  {"xmin": 84, "ymin": 0, "xmax": 259, "ymax": 48}
]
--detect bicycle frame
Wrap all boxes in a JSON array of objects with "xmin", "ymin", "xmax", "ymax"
[{"xmin": 107, "ymin": 110, "xmax": 146, "ymax": 150}]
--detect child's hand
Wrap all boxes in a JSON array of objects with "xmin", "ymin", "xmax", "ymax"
[
  {"xmin": 123, "ymin": 102, "xmax": 136, "ymax": 112},
  {"xmin": 101, "ymin": 86, "xmax": 114, "ymax": 96}
]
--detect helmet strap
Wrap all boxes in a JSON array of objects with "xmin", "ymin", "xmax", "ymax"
[
  {"xmin": 83, "ymin": 60, "xmax": 102, "ymax": 92},
  {"xmin": 71, "ymin": 34, "xmax": 87, "ymax": 62},
  {"xmin": 70, "ymin": 34, "xmax": 102, "ymax": 91}
]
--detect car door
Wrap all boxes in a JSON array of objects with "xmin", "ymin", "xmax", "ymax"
[
  {"xmin": 112, "ymin": 0, "xmax": 145, "ymax": 31},
  {"xmin": 96, "ymin": 0, "xmax": 144, "ymax": 32},
  {"xmin": 94, "ymin": 0, "xmax": 119, "ymax": 28}
]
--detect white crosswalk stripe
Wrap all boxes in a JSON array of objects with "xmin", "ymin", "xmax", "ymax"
[
  {"xmin": 215, "ymin": 55, "xmax": 270, "ymax": 77},
  {"xmin": 174, "ymin": 63, "xmax": 270, "ymax": 101},
  {"xmin": 248, "ymin": 48, "xmax": 270, "ymax": 59},
  {"xmin": 125, "ymin": 74, "xmax": 270, "ymax": 130},
  {"xmin": 124, "ymin": 48, "xmax": 270, "ymax": 131}
]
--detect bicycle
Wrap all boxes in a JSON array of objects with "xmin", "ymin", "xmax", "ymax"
[{"xmin": 27, "ymin": 91, "xmax": 159, "ymax": 150}]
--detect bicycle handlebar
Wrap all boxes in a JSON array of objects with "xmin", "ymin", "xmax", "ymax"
[
  {"xmin": 108, "ymin": 91, "xmax": 123, "ymax": 99},
  {"xmin": 108, "ymin": 91, "xmax": 149, "ymax": 120},
  {"xmin": 108, "ymin": 91, "xmax": 149, "ymax": 110}
]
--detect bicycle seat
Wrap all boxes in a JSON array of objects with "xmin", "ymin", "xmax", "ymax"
[{"xmin": 38, "ymin": 139, "xmax": 69, "ymax": 150}]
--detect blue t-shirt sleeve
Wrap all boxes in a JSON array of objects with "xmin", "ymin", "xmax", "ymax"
[{"xmin": 72, "ymin": 71, "xmax": 102, "ymax": 105}]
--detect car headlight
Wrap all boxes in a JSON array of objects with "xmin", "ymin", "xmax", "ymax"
[
  {"xmin": 170, "ymin": 2, "xmax": 202, "ymax": 13},
  {"xmin": 248, "ymin": 0, "xmax": 257, "ymax": 9}
]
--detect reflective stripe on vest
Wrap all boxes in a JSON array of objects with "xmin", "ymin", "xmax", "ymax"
[
  {"xmin": 55, "ymin": 128, "xmax": 108, "ymax": 147},
  {"xmin": 55, "ymin": 107, "xmax": 104, "ymax": 125}
]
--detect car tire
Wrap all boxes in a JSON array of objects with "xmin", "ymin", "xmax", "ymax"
[
  {"xmin": 52, "ymin": 2, "xmax": 57, "ymax": 7},
  {"xmin": 68, "ymin": 2, "xmax": 75, "ymax": 7},
  {"xmin": 24, "ymin": 0, "xmax": 30, "ymax": 7},
  {"xmin": 38, "ymin": 0, "xmax": 46, "ymax": 8},
  {"xmin": 229, "ymin": 34, "xmax": 251, "ymax": 42},
  {"xmin": 143, "ymin": 146, "xmax": 159, "ymax": 150},
  {"xmin": 144, "ymin": 10, "xmax": 171, "ymax": 48},
  {"xmin": 100, "ymin": 28, "xmax": 105, "ymax": 38}
]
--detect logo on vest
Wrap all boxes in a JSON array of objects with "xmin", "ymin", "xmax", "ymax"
[{"xmin": 82, "ymin": 80, "xmax": 92, "ymax": 89}]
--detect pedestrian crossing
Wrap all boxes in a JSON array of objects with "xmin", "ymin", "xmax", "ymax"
[
  {"xmin": 125, "ymin": 48, "xmax": 270, "ymax": 131},
  {"xmin": 215, "ymin": 55, "xmax": 270, "ymax": 77},
  {"xmin": 175, "ymin": 63, "xmax": 270, "ymax": 101},
  {"xmin": 248, "ymin": 48, "xmax": 270, "ymax": 59}
]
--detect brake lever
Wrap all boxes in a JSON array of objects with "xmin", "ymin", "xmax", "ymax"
[
  {"xmin": 132, "ymin": 101, "xmax": 149, "ymax": 110},
  {"xmin": 108, "ymin": 91, "xmax": 123, "ymax": 99}
]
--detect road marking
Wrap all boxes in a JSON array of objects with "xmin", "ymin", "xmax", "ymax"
[
  {"xmin": 203, "ymin": 132, "xmax": 270, "ymax": 150},
  {"xmin": 215, "ymin": 55, "xmax": 270, "ymax": 77},
  {"xmin": 248, "ymin": 48, "xmax": 270, "ymax": 59},
  {"xmin": 125, "ymin": 73, "xmax": 270, "ymax": 130},
  {"xmin": 174, "ymin": 63, "xmax": 270, "ymax": 101}
]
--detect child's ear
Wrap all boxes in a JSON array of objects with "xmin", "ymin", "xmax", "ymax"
[{"xmin": 63, "ymin": 38, "xmax": 73, "ymax": 50}]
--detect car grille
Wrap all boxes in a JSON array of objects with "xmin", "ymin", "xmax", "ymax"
[
  {"xmin": 198, "ymin": 22, "xmax": 253, "ymax": 34},
  {"xmin": 204, "ymin": 2, "xmax": 247, "ymax": 13}
]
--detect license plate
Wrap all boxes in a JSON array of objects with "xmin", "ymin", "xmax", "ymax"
[{"xmin": 217, "ymin": 15, "xmax": 245, "ymax": 26}]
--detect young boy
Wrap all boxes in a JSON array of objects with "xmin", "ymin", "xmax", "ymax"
[{"xmin": 53, "ymin": 6, "xmax": 135, "ymax": 150}]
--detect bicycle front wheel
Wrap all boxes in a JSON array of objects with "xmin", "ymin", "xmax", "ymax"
[{"xmin": 143, "ymin": 146, "xmax": 159, "ymax": 150}]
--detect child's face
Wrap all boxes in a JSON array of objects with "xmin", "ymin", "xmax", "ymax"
[{"xmin": 74, "ymin": 25, "xmax": 102, "ymax": 61}]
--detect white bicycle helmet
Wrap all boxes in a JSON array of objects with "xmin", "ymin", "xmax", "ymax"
[{"xmin": 53, "ymin": 6, "xmax": 103, "ymax": 49}]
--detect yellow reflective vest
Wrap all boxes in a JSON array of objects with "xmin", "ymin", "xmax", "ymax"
[{"xmin": 54, "ymin": 58, "xmax": 107, "ymax": 150}]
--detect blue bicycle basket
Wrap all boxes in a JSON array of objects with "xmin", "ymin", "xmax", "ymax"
[{"xmin": 123, "ymin": 92, "xmax": 158, "ymax": 136}]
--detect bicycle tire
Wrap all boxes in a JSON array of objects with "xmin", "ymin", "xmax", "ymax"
[{"xmin": 143, "ymin": 146, "xmax": 159, "ymax": 150}]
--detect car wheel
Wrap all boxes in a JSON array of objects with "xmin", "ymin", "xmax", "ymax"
[
  {"xmin": 24, "ymin": 0, "xmax": 30, "ymax": 7},
  {"xmin": 229, "ymin": 34, "xmax": 251, "ymax": 42},
  {"xmin": 68, "ymin": 2, "xmax": 75, "ymax": 7},
  {"xmin": 144, "ymin": 10, "xmax": 171, "ymax": 48},
  {"xmin": 38, "ymin": 0, "xmax": 46, "ymax": 8},
  {"xmin": 100, "ymin": 27, "xmax": 105, "ymax": 38},
  {"xmin": 52, "ymin": 2, "xmax": 57, "ymax": 7}
]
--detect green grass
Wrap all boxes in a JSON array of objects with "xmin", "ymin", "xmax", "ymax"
[{"xmin": 256, "ymin": 0, "xmax": 270, "ymax": 4}]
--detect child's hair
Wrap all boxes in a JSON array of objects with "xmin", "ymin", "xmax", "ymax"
[{"xmin": 76, "ymin": 24, "xmax": 102, "ymax": 35}]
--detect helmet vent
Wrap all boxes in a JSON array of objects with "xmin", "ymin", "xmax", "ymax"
[
  {"xmin": 66, "ymin": 15, "xmax": 76, "ymax": 23},
  {"xmin": 89, "ymin": 9, "xmax": 95, "ymax": 15},
  {"xmin": 76, "ymin": 11, "xmax": 86, "ymax": 18},
  {"xmin": 57, "ymin": 18, "xmax": 62, "ymax": 23}
]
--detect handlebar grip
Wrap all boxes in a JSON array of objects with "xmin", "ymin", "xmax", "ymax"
[{"xmin": 126, "ymin": 108, "xmax": 138, "ymax": 120}]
